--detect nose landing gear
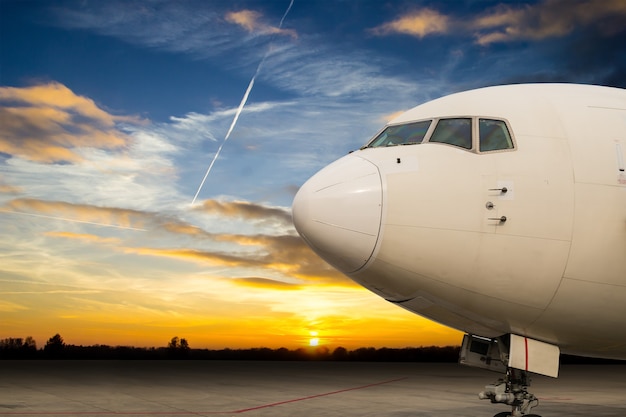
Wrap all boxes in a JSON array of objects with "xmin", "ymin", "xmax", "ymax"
[
  {"xmin": 480, "ymin": 367, "xmax": 540, "ymax": 417},
  {"xmin": 460, "ymin": 333, "xmax": 560, "ymax": 417}
]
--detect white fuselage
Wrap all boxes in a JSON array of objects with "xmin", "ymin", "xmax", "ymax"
[{"xmin": 293, "ymin": 84, "xmax": 626, "ymax": 360}]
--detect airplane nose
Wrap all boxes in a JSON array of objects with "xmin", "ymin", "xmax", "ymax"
[{"xmin": 292, "ymin": 155, "xmax": 382, "ymax": 273}]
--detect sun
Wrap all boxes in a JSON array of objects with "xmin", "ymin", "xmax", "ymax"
[{"xmin": 308, "ymin": 331, "xmax": 319, "ymax": 347}]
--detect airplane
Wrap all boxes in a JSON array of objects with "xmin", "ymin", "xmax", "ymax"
[{"xmin": 292, "ymin": 83, "xmax": 626, "ymax": 417}]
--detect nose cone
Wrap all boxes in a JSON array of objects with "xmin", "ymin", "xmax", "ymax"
[{"xmin": 293, "ymin": 155, "xmax": 382, "ymax": 273}]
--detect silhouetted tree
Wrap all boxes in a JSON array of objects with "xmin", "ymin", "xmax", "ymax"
[
  {"xmin": 44, "ymin": 334, "xmax": 65, "ymax": 358},
  {"xmin": 23, "ymin": 336, "xmax": 36, "ymax": 350},
  {"xmin": 168, "ymin": 336, "xmax": 179, "ymax": 349},
  {"xmin": 0, "ymin": 338, "xmax": 23, "ymax": 358},
  {"xmin": 352, "ymin": 347, "xmax": 377, "ymax": 361},
  {"xmin": 22, "ymin": 336, "xmax": 37, "ymax": 358},
  {"xmin": 1, "ymin": 338, "xmax": 23, "ymax": 350},
  {"xmin": 0, "ymin": 337, "xmax": 38, "ymax": 359},
  {"xmin": 332, "ymin": 346, "xmax": 348, "ymax": 361},
  {"xmin": 179, "ymin": 338, "xmax": 189, "ymax": 351},
  {"xmin": 167, "ymin": 336, "xmax": 190, "ymax": 359}
]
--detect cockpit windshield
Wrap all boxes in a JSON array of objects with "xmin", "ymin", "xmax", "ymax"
[{"xmin": 365, "ymin": 120, "xmax": 432, "ymax": 148}]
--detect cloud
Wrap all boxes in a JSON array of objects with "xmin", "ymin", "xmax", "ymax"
[
  {"xmin": 1, "ymin": 195, "xmax": 345, "ymax": 284},
  {"xmin": 370, "ymin": 8, "xmax": 449, "ymax": 38},
  {"xmin": 1, "ymin": 197, "xmax": 224, "ymax": 240},
  {"xmin": 2, "ymin": 195, "xmax": 295, "ymax": 243},
  {"xmin": 0, "ymin": 181, "xmax": 21, "ymax": 194},
  {"xmin": 41, "ymin": 2, "xmax": 448, "ymax": 207},
  {"xmin": 124, "ymin": 247, "xmax": 265, "ymax": 268},
  {"xmin": 0, "ymin": 85, "xmax": 183, "ymax": 212},
  {"xmin": 52, "ymin": 2, "xmax": 227, "ymax": 57},
  {"xmin": 369, "ymin": 1, "xmax": 626, "ymax": 46},
  {"xmin": 44, "ymin": 231, "xmax": 121, "ymax": 245},
  {"xmin": 195, "ymin": 199, "xmax": 292, "ymax": 225},
  {"xmin": 0, "ymin": 83, "xmax": 143, "ymax": 164},
  {"xmin": 50, "ymin": 2, "xmax": 430, "ymax": 102},
  {"xmin": 2, "ymin": 198, "xmax": 152, "ymax": 231},
  {"xmin": 160, "ymin": 221, "xmax": 213, "ymax": 238},
  {"xmin": 0, "ymin": 300, "xmax": 29, "ymax": 312},
  {"xmin": 123, "ymin": 232, "xmax": 348, "ymax": 285},
  {"xmin": 0, "ymin": 184, "xmax": 22, "ymax": 194},
  {"xmin": 226, "ymin": 9, "xmax": 297, "ymax": 39},
  {"xmin": 472, "ymin": 0, "xmax": 626, "ymax": 45},
  {"xmin": 229, "ymin": 277, "xmax": 302, "ymax": 290}
]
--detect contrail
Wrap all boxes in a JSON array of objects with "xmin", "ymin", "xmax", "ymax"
[
  {"xmin": 0, "ymin": 209, "xmax": 147, "ymax": 232},
  {"xmin": 191, "ymin": 0, "xmax": 295, "ymax": 205}
]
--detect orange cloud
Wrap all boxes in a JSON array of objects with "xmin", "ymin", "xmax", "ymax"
[
  {"xmin": 370, "ymin": 1, "xmax": 626, "ymax": 45},
  {"xmin": 123, "ymin": 247, "xmax": 266, "ymax": 268},
  {"xmin": 473, "ymin": 0, "xmax": 626, "ymax": 45},
  {"xmin": 370, "ymin": 8, "xmax": 449, "ymax": 38},
  {"xmin": 3, "ymin": 198, "xmax": 150, "ymax": 231},
  {"xmin": 196, "ymin": 199, "xmax": 292, "ymax": 225},
  {"xmin": 1, "ymin": 197, "xmax": 224, "ymax": 237},
  {"xmin": 2, "ymin": 197, "xmax": 347, "ymax": 284},
  {"xmin": 226, "ymin": 9, "xmax": 297, "ymax": 38},
  {"xmin": 160, "ymin": 221, "xmax": 214, "ymax": 238},
  {"xmin": 0, "ymin": 82, "xmax": 143, "ymax": 163},
  {"xmin": 229, "ymin": 277, "xmax": 303, "ymax": 291},
  {"xmin": 44, "ymin": 231, "xmax": 121, "ymax": 245},
  {"xmin": 123, "ymin": 232, "xmax": 349, "ymax": 285}
]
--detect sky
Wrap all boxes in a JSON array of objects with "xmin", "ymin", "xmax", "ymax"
[{"xmin": 1, "ymin": 0, "xmax": 625, "ymax": 350}]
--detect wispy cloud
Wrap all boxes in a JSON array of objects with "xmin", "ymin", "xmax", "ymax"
[
  {"xmin": 123, "ymin": 232, "xmax": 347, "ymax": 285},
  {"xmin": 472, "ymin": 0, "xmax": 626, "ymax": 45},
  {"xmin": 2, "ymin": 198, "xmax": 151, "ymax": 231},
  {"xmin": 50, "ymin": 2, "xmax": 432, "ymax": 102},
  {"xmin": 51, "ymin": 2, "xmax": 229, "ymax": 58},
  {"xmin": 195, "ymin": 199, "xmax": 292, "ymax": 225},
  {"xmin": 124, "ymin": 246, "xmax": 265, "ymax": 268},
  {"xmin": 1, "ymin": 194, "xmax": 341, "ymax": 284},
  {"xmin": 42, "ymin": 1, "xmax": 447, "ymax": 208},
  {"xmin": 0, "ymin": 82, "xmax": 142, "ymax": 164},
  {"xmin": 230, "ymin": 277, "xmax": 303, "ymax": 290},
  {"xmin": 0, "ymin": 181, "xmax": 22, "ymax": 194},
  {"xmin": 44, "ymin": 231, "xmax": 122, "ymax": 245},
  {"xmin": 0, "ymin": 300, "xmax": 29, "ymax": 313},
  {"xmin": 370, "ymin": 0, "xmax": 626, "ymax": 45}
]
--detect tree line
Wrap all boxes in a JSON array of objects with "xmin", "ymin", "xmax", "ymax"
[
  {"xmin": 1, "ymin": 334, "xmax": 461, "ymax": 361},
  {"xmin": 1, "ymin": 334, "xmax": 622, "ymax": 363}
]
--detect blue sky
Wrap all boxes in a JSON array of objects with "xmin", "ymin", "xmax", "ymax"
[{"xmin": 1, "ymin": 0, "xmax": 625, "ymax": 349}]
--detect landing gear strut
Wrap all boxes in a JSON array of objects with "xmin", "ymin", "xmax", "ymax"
[
  {"xmin": 459, "ymin": 333, "xmax": 560, "ymax": 417},
  {"xmin": 479, "ymin": 367, "xmax": 540, "ymax": 417}
]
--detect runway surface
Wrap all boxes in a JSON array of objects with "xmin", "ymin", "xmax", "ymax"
[{"xmin": 1, "ymin": 361, "xmax": 625, "ymax": 416}]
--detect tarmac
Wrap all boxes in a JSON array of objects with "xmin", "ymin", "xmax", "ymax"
[{"xmin": 1, "ymin": 361, "xmax": 625, "ymax": 417}]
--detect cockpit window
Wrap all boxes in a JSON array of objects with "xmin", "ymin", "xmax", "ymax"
[
  {"xmin": 428, "ymin": 118, "xmax": 472, "ymax": 149},
  {"xmin": 362, "ymin": 116, "xmax": 515, "ymax": 154},
  {"xmin": 479, "ymin": 119, "xmax": 514, "ymax": 152},
  {"xmin": 366, "ymin": 120, "xmax": 432, "ymax": 148}
]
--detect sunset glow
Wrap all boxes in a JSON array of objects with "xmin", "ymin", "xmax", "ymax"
[{"xmin": 2, "ymin": 0, "xmax": 623, "ymax": 351}]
